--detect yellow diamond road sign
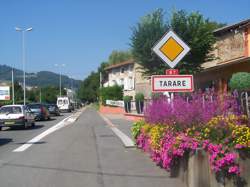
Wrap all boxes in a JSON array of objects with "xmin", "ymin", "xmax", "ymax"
[{"xmin": 152, "ymin": 30, "xmax": 190, "ymax": 68}]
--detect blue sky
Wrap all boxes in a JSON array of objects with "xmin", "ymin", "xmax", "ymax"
[{"xmin": 0, "ymin": 0, "xmax": 249, "ymax": 80}]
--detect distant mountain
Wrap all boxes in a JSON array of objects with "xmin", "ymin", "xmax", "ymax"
[{"xmin": 0, "ymin": 64, "xmax": 82, "ymax": 89}]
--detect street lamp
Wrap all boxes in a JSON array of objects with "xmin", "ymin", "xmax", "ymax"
[
  {"xmin": 54, "ymin": 64, "xmax": 66, "ymax": 96},
  {"xmin": 15, "ymin": 27, "xmax": 33, "ymax": 105}
]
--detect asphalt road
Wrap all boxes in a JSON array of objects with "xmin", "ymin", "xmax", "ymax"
[{"xmin": 0, "ymin": 108, "xmax": 184, "ymax": 187}]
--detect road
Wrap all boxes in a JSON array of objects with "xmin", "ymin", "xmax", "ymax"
[{"xmin": 0, "ymin": 108, "xmax": 184, "ymax": 187}]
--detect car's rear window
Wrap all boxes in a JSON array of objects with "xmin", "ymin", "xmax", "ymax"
[
  {"xmin": 0, "ymin": 106, "xmax": 22, "ymax": 114},
  {"xmin": 28, "ymin": 104, "xmax": 41, "ymax": 109}
]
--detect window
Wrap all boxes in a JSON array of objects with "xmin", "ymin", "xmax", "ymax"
[{"xmin": 128, "ymin": 77, "xmax": 134, "ymax": 90}]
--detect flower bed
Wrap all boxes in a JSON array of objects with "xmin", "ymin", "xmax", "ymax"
[{"xmin": 132, "ymin": 92, "xmax": 250, "ymax": 184}]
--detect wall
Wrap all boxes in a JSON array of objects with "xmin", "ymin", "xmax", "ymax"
[
  {"xmin": 202, "ymin": 29, "xmax": 246, "ymax": 69},
  {"xmin": 134, "ymin": 63, "xmax": 152, "ymax": 99}
]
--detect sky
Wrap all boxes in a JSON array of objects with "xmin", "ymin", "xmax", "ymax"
[{"xmin": 0, "ymin": 0, "xmax": 249, "ymax": 80}]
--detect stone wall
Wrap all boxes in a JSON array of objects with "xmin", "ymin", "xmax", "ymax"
[
  {"xmin": 202, "ymin": 29, "xmax": 245, "ymax": 69},
  {"xmin": 134, "ymin": 63, "xmax": 152, "ymax": 99}
]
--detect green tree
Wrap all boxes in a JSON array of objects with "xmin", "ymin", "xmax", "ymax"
[
  {"xmin": 131, "ymin": 9, "xmax": 168, "ymax": 75},
  {"xmin": 108, "ymin": 50, "xmax": 133, "ymax": 65},
  {"xmin": 131, "ymin": 9, "xmax": 223, "ymax": 75},
  {"xmin": 41, "ymin": 86, "xmax": 65, "ymax": 103},
  {"xmin": 78, "ymin": 72, "xmax": 100, "ymax": 103}
]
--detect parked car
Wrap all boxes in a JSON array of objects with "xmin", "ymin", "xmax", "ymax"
[
  {"xmin": 27, "ymin": 103, "xmax": 50, "ymax": 121},
  {"xmin": 0, "ymin": 105, "xmax": 35, "ymax": 130},
  {"xmin": 46, "ymin": 104, "xmax": 60, "ymax": 116}
]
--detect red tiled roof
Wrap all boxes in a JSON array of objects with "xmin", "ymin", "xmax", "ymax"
[{"xmin": 104, "ymin": 59, "xmax": 135, "ymax": 70}]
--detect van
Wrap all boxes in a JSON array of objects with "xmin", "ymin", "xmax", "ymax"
[{"xmin": 57, "ymin": 97, "xmax": 73, "ymax": 112}]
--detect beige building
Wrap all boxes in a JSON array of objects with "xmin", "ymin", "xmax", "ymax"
[
  {"xmin": 104, "ymin": 60, "xmax": 151, "ymax": 99},
  {"xmin": 195, "ymin": 19, "xmax": 250, "ymax": 92}
]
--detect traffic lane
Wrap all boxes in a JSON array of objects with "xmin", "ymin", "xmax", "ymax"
[
  {"xmin": 0, "ymin": 112, "xmax": 72, "ymax": 158},
  {"xmin": 0, "ymin": 108, "xmax": 184, "ymax": 187}
]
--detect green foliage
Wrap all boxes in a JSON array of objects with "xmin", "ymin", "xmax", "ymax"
[
  {"xmin": 131, "ymin": 9, "xmax": 168, "ymax": 75},
  {"xmin": 229, "ymin": 72, "xmax": 250, "ymax": 91},
  {"xmin": 131, "ymin": 120, "xmax": 146, "ymax": 139},
  {"xmin": 78, "ymin": 72, "xmax": 100, "ymax": 103},
  {"xmin": 123, "ymin": 95, "xmax": 132, "ymax": 102},
  {"xmin": 151, "ymin": 92, "xmax": 163, "ymax": 100},
  {"xmin": 99, "ymin": 85, "xmax": 123, "ymax": 105},
  {"xmin": 135, "ymin": 93, "xmax": 144, "ymax": 101},
  {"xmin": 108, "ymin": 50, "xmax": 132, "ymax": 65},
  {"xmin": 41, "ymin": 86, "xmax": 65, "ymax": 103},
  {"xmin": 131, "ymin": 9, "xmax": 223, "ymax": 75}
]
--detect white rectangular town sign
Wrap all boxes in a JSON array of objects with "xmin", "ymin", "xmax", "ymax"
[
  {"xmin": 0, "ymin": 86, "xmax": 10, "ymax": 100},
  {"xmin": 152, "ymin": 75, "xmax": 193, "ymax": 92}
]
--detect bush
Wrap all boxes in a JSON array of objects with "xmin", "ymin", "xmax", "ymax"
[
  {"xmin": 99, "ymin": 85, "xmax": 123, "ymax": 105},
  {"xmin": 135, "ymin": 93, "xmax": 144, "ymax": 101},
  {"xmin": 229, "ymin": 72, "xmax": 250, "ymax": 91},
  {"xmin": 123, "ymin": 95, "xmax": 132, "ymax": 102}
]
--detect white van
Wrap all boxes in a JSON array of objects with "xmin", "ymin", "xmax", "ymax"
[{"xmin": 57, "ymin": 97, "xmax": 73, "ymax": 112}]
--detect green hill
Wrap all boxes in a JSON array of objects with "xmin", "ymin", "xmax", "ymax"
[{"xmin": 0, "ymin": 64, "xmax": 81, "ymax": 89}]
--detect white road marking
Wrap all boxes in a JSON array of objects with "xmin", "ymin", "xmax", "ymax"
[
  {"xmin": 13, "ymin": 115, "xmax": 73, "ymax": 153},
  {"xmin": 99, "ymin": 113, "xmax": 135, "ymax": 148}
]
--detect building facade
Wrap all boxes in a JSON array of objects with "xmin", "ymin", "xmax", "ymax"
[
  {"xmin": 195, "ymin": 19, "xmax": 250, "ymax": 92},
  {"xmin": 104, "ymin": 60, "xmax": 151, "ymax": 99}
]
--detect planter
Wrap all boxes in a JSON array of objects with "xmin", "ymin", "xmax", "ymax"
[
  {"xmin": 136, "ymin": 100, "xmax": 144, "ymax": 114},
  {"xmin": 124, "ymin": 101, "xmax": 131, "ymax": 113}
]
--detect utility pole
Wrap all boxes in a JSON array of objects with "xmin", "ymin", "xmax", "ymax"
[
  {"xmin": 39, "ymin": 88, "xmax": 42, "ymax": 103},
  {"xmin": 11, "ymin": 68, "xmax": 15, "ymax": 105},
  {"xmin": 54, "ymin": 64, "xmax": 65, "ymax": 97}
]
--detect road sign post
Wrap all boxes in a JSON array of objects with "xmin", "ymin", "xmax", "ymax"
[{"xmin": 151, "ymin": 30, "xmax": 193, "ymax": 93}]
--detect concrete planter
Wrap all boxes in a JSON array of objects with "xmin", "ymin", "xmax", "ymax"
[{"xmin": 173, "ymin": 150, "xmax": 250, "ymax": 187}]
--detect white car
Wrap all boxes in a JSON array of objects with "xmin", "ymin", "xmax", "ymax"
[{"xmin": 0, "ymin": 105, "xmax": 35, "ymax": 130}]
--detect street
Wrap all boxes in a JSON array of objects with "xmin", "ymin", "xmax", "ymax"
[{"xmin": 0, "ymin": 108, "xmax": 184, "ymax": 187}]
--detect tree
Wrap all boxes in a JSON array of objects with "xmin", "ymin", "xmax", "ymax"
[
  {"xmin": 41, "ymin": 86, "xmax": 65, "ymax": 103},
  {"xmin": 131, "ymin": 9, "xmax": 223, "ymax": 75},
  {"xmin": 131, "ymin": 9, "xmax": 169, "ymax": 75},
  {"xmin": 78, "ymin": 72, "xmax": 100, "ymax": 103},
  {"xmin": 108, "ymin": 50, "xmax": 132, "ymax": 65}
]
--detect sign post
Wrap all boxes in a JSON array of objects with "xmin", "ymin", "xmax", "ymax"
[
  {"xmin": 0, "ymin": 86, "xmax": 10, "ymax": 100},
  {"xmin": 152, "ymin": 30, "xmax": 193, "ymax": 93}
]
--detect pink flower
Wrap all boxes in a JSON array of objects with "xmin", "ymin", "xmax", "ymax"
[{"xmin": 228, "ymin": 166, "xmax": 240, "ymax": 175}]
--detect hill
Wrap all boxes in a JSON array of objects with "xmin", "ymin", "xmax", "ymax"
[{"xmin": 0, "ymin": 64, "xmax": 81, "ymax": 89}]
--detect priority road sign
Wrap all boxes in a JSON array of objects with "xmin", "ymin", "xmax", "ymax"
[
  {"xmin": 152, "ymin": 30, "xmax": 190, "ymax": 68},
  {"xmin": 152, "ymin": 75, "xmax": 193, "ymax": 92}
]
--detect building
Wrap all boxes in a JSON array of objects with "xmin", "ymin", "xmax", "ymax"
[
  {"xmin": 104, "ymin": 60, "xmax": 151, "ymax": 99},
  {"xmin": 195, "ymin": 19, "xmax": 250, "ymax": 92}
]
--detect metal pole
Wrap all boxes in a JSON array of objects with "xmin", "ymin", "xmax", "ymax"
[
  {"xmin": 12, "ymin": 68, "xmax": 15, "ymax": 104},
  {"xmin": 22, "ymin": 31, "xmax": 26, "ymax": 105},
  {"xmin": 60, "ymin": 69, "xmax": 62, "ymax": 96},
  {"xmin": 40, "ymin": 88, "xmax": 42, "ymax": 103}
]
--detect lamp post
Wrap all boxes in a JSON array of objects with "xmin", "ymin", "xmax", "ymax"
[
  {"xmin": 54, "ymin": 64, "xmax": 65, "ymax": 96},
  {"xmin": 15, "ymin": 27, "xmax": 33, "ymax": 105}
]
